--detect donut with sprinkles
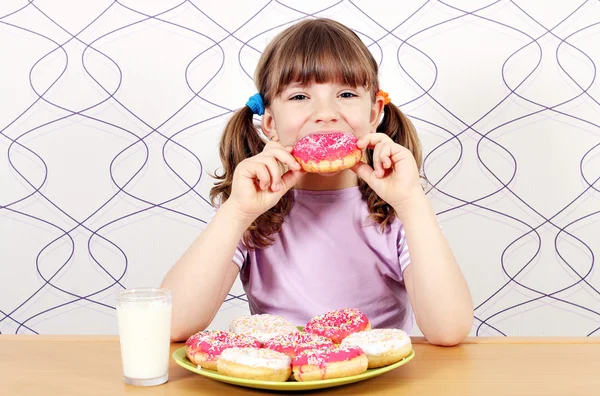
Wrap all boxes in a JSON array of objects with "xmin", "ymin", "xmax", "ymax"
[
  {"xmin": 229, "ymin": 314, "xmax": 299, "ymax": 344},
  {"xmin": 185, "ymin": 330, "xmax": 260, "ymax": 370},
  {"xmin": 217, "ymin": 347, "xmax": 292, "ymax": 382},
  {"xmin": 292, "ymin": 132, "xmax": 362, "ymax": 173},
  {"xmin": 341, "ymin": 328, "xmax": 413, "ymax": 368},
  {"xmin": 264, "ymin": 332, "xmax": 334, "ymax": 358},
  {"xmin": 305, "ymin": 308, "xmax": 370, "ymax": 344},
  {"xmin": 291, "ymin": 345, "xmax": 368, "ymax": 381}
]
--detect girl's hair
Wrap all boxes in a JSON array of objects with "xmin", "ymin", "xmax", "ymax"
[{"xmin": 210, "ymin": 18, "xmax": 422, "ymax": 249}]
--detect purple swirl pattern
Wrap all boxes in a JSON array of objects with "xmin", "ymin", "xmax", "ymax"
[{"xmin": 0, "ymin": 1, "xmax": 599, "ymax": 336}]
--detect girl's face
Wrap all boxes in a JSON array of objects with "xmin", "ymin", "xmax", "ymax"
[{"xmin": 261, "ymin": 82, "xmax": 384, "ymax": 147}]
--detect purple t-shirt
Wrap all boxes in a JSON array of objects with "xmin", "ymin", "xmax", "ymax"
[{"xmin": 226, "ymin": 186, "xmax": 413, "ymax": 332}]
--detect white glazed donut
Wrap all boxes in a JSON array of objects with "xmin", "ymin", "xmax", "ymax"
[
  {"xmin": 229, "ymin": 314, "xmax": 299, "ymax": 344},
  {"xmin": 217, "ymin": 347, "xmax": 292, "ymax": 382},
  {"xmin": 340, "ymin": 328, "xmax": 412, "ymax": 368}
]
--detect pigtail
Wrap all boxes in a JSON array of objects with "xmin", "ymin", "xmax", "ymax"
[
  {"xmin": 359, "ymin": 102, "xmax": 424, "ymax": 230},
  {"xmin": 210, "ymin": 106, "xmax": 293, "ymax": 250},
  {"xmin": 210, "ymin": 106, "xmax": 262, "ymax": 204}
]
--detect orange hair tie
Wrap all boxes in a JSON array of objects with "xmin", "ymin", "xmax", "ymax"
[{"xmin": 377, "ymin": 90, "xmax": 391, "ymax": 105}]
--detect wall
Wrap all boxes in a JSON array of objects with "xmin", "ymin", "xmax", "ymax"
[{"xmin": 1, "ymin": 0, "xmax": 599, "ymax": 337}]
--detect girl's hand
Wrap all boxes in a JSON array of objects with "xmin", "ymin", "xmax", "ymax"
[
  {"xmin": 351, "ymin": 133, "xmax": 423, "ymax": 209},
  {"xmin": 228, "ymin": 141, "xmax": 305, "ymax": 222}
]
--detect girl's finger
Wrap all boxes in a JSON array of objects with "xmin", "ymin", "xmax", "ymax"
[
  {"xmin": 262, "ymin": 146, "xmax": 302, "ymax": 172},
  {"xmin": 356, "ymin": 133, "xmax": 391, "ymax": 149},
  {"xmin": 381, "ymin": 143, "xmax": 394, "ymax": 169},
  {"xmin": 254, "ymin": 156, "xmax": 283, "ymax": 192},
  {"xmin": 264, "ymin": 141, "xmax": 294, "ymax": 155},
  {"xmin": 372, "ymin": 143, "xmax": 384, "ymax": 178},
  {"xmin": 249, "ymin": 162, "xmax": 271, "ymax": 191},
  {"xmin": 280, "ymin": 168, "xmax": 306, "ymax": 191},
  {"xmin": 350, "ymin": 162, "xmax": 375, "ymax": 183}
]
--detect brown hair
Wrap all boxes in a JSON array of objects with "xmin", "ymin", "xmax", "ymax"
[{"xmin": 211, "ymin": 18, "xmax": 422, "ymax": 249}]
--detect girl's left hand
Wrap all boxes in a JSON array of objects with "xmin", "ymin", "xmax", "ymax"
[{"xmin": 351, "ymin": 133, "xmax": 423, "ymax": 209}]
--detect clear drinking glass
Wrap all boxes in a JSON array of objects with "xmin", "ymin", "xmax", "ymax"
[{"xmin": 116, "ymin": 288, "xmax": 172, "ymax": 386}]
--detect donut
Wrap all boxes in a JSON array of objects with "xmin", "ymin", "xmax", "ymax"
[
  {"xmin": 185, "ymin": 330, "xmax": 260, "ymax": 370},
  {"xmin": 341, "ymin": 328, "xmax": 413, "ymax": 368},
  {"xmin": 217, "ymin": 347, "xmax": 292, "ymax": 382},
  {"xmin": 292, "ymin": 132, "xmax": 362, "ymax": 173},
  {"xmin": 264, "ymin": 332, "xmax": 335, "ymax": 359},
  {"xmin": 305, "ymin": 308, "xmax": 370, "ymax": 344},
  {"xmin": 229, "ymin": 314, "xmax": 299, "ymax": 344},
  {"xmin": 291, "ymin": 346, "xmax": 368, "ymax": 381}
]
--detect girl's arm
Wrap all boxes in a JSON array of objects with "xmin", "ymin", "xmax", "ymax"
[
  {"xmin": 352, "ymin": 133, "xmax": 473, "ymax": 346},
  {"xmin": 161, "ymin": 201, "xmax": 251, "ymax": 341},
  {"xmin": 395, "ymin": 192, "xmax": 473, "ymax": 346},
  {"xmin": 162, "ymin": 141, "xmax": 304, "ymax": 342}
]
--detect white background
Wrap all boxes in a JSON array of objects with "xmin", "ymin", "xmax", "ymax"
[{"xmin": 1, "ymin": 0, "xmax": 599, "ymax": 337}]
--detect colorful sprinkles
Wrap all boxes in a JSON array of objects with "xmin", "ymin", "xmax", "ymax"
[
  {"xmin": 305, "ymin": 308, "xmax": 369, "ymax": 342},
  {"xmin": 186, "ymin": 330, "xmax": 260, "ymax": 360},
  {"xmin": 264, "ymin": 332, "xmax": 334, "ymax": 357},
  {"xmin": 292, "ymin": 345, "xmax": 364, "ymax": 368},
  {"xmin": 292, "ymin": 132, "xmax": 359, "ymax": 161},
  {"xmin": 229, "ymin": 314, "xmax": 299, "ymax": 343},
  {"xmin": 341, "ymin": 328, "xmax": 411, "ymax": 355}
]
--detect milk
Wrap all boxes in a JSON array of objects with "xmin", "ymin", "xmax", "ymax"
[{"xmin": 116, "ymin": 289, "xmax": 172, "ymax": 385}]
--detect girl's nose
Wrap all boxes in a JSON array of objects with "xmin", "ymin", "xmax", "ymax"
[{"xmin": 311, "ymin": 98, "xmax": 339, "ymax": 124}]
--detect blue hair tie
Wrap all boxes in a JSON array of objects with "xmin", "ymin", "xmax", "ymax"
[{"xmin": 246, "ymin": 93, "xmax": 265, "ymax": 116}]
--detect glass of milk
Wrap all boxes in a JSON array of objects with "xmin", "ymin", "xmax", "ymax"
[{"xmin": 116, "ymin": 288, "xmax": 172, "ymax": 386}]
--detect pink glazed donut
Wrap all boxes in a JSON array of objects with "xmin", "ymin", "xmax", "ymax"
[
  {"xmin": 291, "ymin": 345, "xmax": 368, "ymax": 381},
  {"xmin": 264, "ymin": 332, "xmax": 335, "ymax": 359},
  {"xmin": 304, "ymin": 308, "xmax": 371, "ymax": 344},
  {"xmin": 185, "ymin": 330, "xmax": 260, "ymax": 370},
  {"xmin": 292, "ymin": 132, "xmax": 362, "ymax": 173}
]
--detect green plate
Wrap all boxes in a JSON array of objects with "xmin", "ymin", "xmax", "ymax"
[{"xmin": 172, "ymin": 347, "xmax": 415, "ymax": 391}]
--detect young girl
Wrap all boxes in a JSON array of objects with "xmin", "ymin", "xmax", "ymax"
[{"xmin": 162, "ymin": 18, "xmax": 473, "ymax": 346}]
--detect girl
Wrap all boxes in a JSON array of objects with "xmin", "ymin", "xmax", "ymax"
[{"xmin": 162, "ymin": 18, "xmax": 473, "ymax": 346}]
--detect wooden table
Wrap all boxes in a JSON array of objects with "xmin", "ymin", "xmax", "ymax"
[{"xmin": 2, "ymin": 335, "xmax": 599, "ymax": 395}]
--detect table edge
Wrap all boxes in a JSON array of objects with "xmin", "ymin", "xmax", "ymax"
[{"xmin": 1, "ymin": 335, "xmax": 599, "ymax": 344}]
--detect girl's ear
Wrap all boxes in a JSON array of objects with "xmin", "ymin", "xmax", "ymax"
[
  {"xmin": 370, "ymin": 95, "xmax": 385, "ymax": 130},
  {"xmin": 261, "ymin": 108, "xmax": 278, "ymax": 141}
]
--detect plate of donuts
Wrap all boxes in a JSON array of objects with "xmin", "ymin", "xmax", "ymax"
[{"xmin": 172, "ymin": 309, "xmax": 415, "ymax": 391}]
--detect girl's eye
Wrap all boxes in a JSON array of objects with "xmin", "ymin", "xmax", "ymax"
[
  {"xmin": 340, "ymin": 92, "xmax": 357, "ymax": 98},
  {"xmin": 290, "ymin": 94, "xmax": 307, "ymax": 101}
]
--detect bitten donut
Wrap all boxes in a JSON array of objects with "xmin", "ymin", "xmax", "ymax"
[
  {"xmin": 217, "ymin": 347, "xmax": 292, "ymax": 382},
  {"xmin": 341, "ymin": 328, "xmax": 413, "ymax": 368},
  {"xmin": 291, "ymin": 346, "xmax": 368, "ymax": 381},
  {"xmin": 305, "ymin": 308, "xmax": 370, "ymax": 344},
  {"xmin": 292, "ymin": 132, "xmax": 362, "ymax": 173},
  {"xmin": 185, "ymin": 330, "xmax": 260, "ymax": 370},
  {"xmin": 229, "ymin": 314, "xmax": 299, "ymax": 344},
  {"xmin": 264, "ymin": 332, "xmax": 334, "ymax": 359}
]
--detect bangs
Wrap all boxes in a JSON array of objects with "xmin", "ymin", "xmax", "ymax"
[{"xmin": 262, "ymin": 20, "xmax": 378, "ymax": 100}]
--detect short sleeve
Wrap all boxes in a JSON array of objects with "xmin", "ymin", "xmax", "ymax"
[
  {"xmin": 397, "ymin": 218, "xmax": 445, "ymax": 274},
  {"xmin": 207, "ymin": 206, "xmax": 248, "ymax": 269},
  {"xmin": 397, "ymin": 224, "xmax": 411, "ymax": 273},
  {"xmin": 232, "ymin": 241, "xmax": 248, "ymax": 269}
]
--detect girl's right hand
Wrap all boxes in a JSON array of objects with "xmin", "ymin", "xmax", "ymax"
[{"xmin": 227, "ymin": 141, "xmax": 305, "ymax": 222}]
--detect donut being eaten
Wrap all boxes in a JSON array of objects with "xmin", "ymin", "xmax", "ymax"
[{"xmin": 292, "ymin": 132, "xmax": 362, "ymax": 173}]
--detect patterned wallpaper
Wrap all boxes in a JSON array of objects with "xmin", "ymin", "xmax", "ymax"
[{"xmin": 1, "ymin": 0, "xmax": 599, "ymax": 337}]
